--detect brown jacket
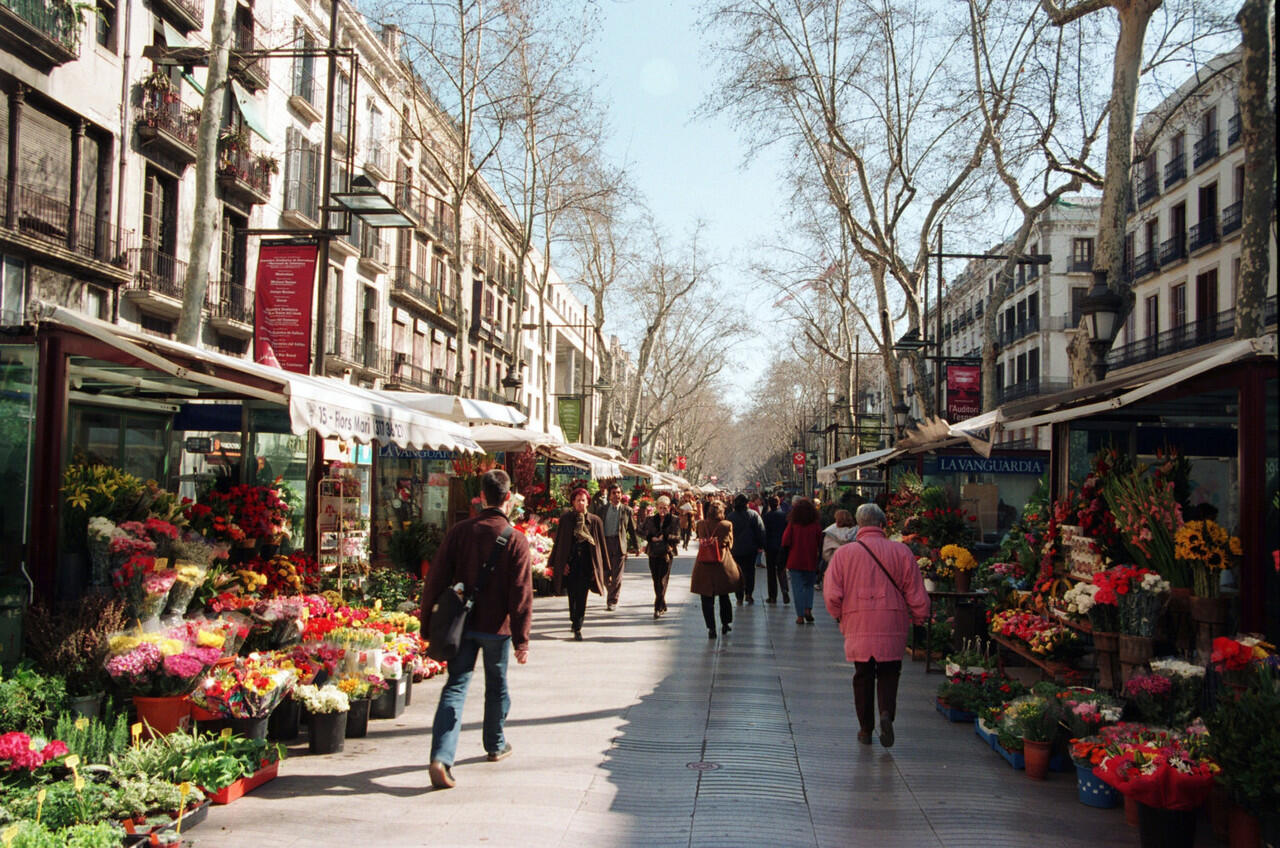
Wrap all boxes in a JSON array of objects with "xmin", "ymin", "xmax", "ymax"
[
  {"xmin": 639, "ymin": 510, "xmax": 681, "ymax": 562},
  {"xmin": 691, "ymin": 517, "xmax": 741, "ymax": 596},
  {"xmin": 419, "ymin": 508, "xmax": 533, "ymax": 651},
  {"xmin": 547, "ymin": 509, "xmax": 607, "ymax": 595}
]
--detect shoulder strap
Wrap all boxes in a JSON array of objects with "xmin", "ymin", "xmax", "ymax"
[
  {"xmin": 465, "ymin": 525, "xmax": 514, "ymax": 608},
  {"xmin": 855, "ymin": 539, "xmax": 906, "ymax": 603}
]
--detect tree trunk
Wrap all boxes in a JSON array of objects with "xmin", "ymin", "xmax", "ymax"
[
  {"xmin": 449, "ymin": 209, "xmax": 468, "ymax": 394},
  {"xmin": 1234, "ymin": 0, "xmax": 1274, "ymax": 339},
  {"xmin": 175, "ymin": 0, "xmax": 235, "ymax": 346}
]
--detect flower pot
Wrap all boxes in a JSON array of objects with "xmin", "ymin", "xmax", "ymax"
[
  {"xmin": 1137, "ymin": 803, "xmax": 1198, "ymax": 848},
  {"xmin": 227, "ymin": 715, "xmax": 269, "ymax": 740},
  {"xmin": 934, "ymin": 698, "xmax": 975, "ymax": 723},
  {"xmin": 308, "ymin": 711, "xmax": 347, "ymax": 754},
  {"xmin": 268, "ymin": 696, "xmax": 301, "ymax": 742},
  {"xmin": 370, "ymin": 682, "xmax": 405, "ymax": 719},
  {"xmin": 954, "ymin": 570, "xmax": 972, "ymax": 594},
  {"xmin": 345, "ymin": 697, "xmax": 371, "ymax": 738},
  {"xmin": 133, "ymin": 695, "xmax": 191, "ymax": 739},
  {"xmin": 1076, "ymin": 764, "xmax": 1120, "ymax": 808},
  {"xmin": 1125, "ymin": 795, "xmax": 1139, "ymax": 827},
  {"xmin": 68, "ymin": 692, "xmax": 104, "ymax": 720},
  {"xmin": 1093, "ymin": 630, "xmax": 1121, "ymax": 691},
  {"xmin": 1118, "ymin": 634, "xmax": 1154, "ymax": 685},
  {"xmin": 1228, "ymin": 802, "xmax": 1262, "ymax": 848},
  {"xmin": 1022, "ymin": 738, "xmax": 1051, "ymax": 780},
  {"xmin": 1191, "ymin": 595, "xmax": 1229, "ymax": 662}
]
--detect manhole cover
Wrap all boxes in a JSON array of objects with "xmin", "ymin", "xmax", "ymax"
[{"xmin": 687, "ymin": 761, "xmax": 721, "ymax": 771}]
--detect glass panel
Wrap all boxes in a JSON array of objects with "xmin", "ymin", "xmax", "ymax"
[
  {"xmin": 122, "ymin": 415, "xmax": 169, "ymax": 481},
  {"xmin": 0, "ymin": 345, "xmax": 36, "ymax": 567}
]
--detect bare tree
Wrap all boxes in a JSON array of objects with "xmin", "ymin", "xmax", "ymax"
[{"xmin": 1233, "ymin": 0, "xmax": 1273, "ymax": 339}]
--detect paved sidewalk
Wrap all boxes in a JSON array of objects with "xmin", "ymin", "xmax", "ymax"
[{"xmin": 194, "ymin": 549, "xmax": 1154, "ymax": 847}]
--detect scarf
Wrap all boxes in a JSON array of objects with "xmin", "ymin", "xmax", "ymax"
[{"xmin": 573, "ymin": 511, "xmax": 595, "ymax": 546}]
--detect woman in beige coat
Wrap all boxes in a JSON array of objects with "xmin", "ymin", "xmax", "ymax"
[{"xmin": 692, "ymin": 501, "xmax": 741, "ymax": 638}]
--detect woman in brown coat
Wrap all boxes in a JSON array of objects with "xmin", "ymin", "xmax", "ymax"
[
  {"xmin": 548, "ymin": 488, "xmax": 607, "ymax": 640},
  {"xmin": 692, "ymin": 501, "xmax": 741, "ymax": 638}
]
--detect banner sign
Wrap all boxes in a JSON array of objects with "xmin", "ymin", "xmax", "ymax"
[
  {"xmin": 629, "ymin": 435, "xmax": 640, "ymax": 464},
  {"xmin": 675, "ymin": 455, "xmax": 687, "ymax": 470},
  {"xmin": 377, "ymin": 446, "xmax": 457, "ymax": 461},
  {"xmin": 792, "ymin": 451, "xmax": 806, "ymax": 467},
  {"xmin": 946, "ymin": 364, "xmax": 982, "ymax": 422},
  {"xmin": 254, "ymin": 239, "xmax": 318, "ymax": 373},
  {"xmin": 557, "ymin": 396, "xmax": 583, "ymax": 443},
  {"xmin": 931, "ymin": 455, "xmax": 1048, "ymax": 475}
]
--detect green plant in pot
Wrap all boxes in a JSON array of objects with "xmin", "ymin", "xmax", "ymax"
[
  {"xmin": 23, "ymin": 595, "xmax": 128, "ymax": 703},
  {"xmin": 1204, "ymin": 664, "xmax": 1280, "ymax": 828},
  {"xmin": 387, "ymin": 520, "xmax": 442, "ymax": 573},
  {"xmin": 0, "ymin": 664, "xmax": 69, "ymax": 734}
]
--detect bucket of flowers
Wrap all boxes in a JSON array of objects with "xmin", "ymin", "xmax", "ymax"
[
  {"xmin": 938, "ymin": 544, "xmax": 979, "ymax": 593},
  {"xmin": 190, "ymin": 657, "xmax": 297, "ymax": 740},
  {"xmin": 1094, "ymin": 728, "xmax": 1217, "ymax": 848},
  {"xmin": 104, "ymin": 627, "xmax": 223, "ymax": 738},
  {"xmin": 295, "ymin": 683, "xmax": 350, "ymax": 754},
  {"xmin": 334, "ymin": 673, "xmax": 387, "ymax": 738}
]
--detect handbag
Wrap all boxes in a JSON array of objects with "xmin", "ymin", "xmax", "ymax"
[
  {"xmin": 696, "ymin": 535, "xmax": 722, "ymax": 563},
  {"xmin": 855, "ymin": 540, "xmax": 907, "ymax": 604},
  {"xmin": 425, "ymin": 526, "xmax": 513, "ymax": 662}
]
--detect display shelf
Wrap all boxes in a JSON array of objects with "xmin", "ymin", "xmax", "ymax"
[{"xmin": 989, "ymin": 632, "xmax": 1077, "ymax": 682}]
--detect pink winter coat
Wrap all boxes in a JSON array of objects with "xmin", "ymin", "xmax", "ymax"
[{"xmin": 823, "ymin": 526, "xmax": 931, "ymax": 662}]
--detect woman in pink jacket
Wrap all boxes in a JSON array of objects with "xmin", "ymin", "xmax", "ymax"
[{"xmin": 823, "ymin": 503, "xmax": 931, "ymax": 748}]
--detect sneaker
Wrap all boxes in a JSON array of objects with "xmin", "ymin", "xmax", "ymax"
[
  {"xmin": 486, "ymin": 743, "xmax": 513, "ymax": 762},
  {"xmin": 879, "ymin": 712, "xmax": 895, "ymax": 748},
  {"xmin": 428, "ymin": 761, "xmax": 455, "ymax": 789}
]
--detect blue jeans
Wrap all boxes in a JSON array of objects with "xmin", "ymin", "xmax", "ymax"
[
  {"xmin": 429, "ymin": 632, "xmax": 511, "ymax": 766},
  {"xmin": 790, "ymin": 570, "xmax": 817, "ymax": 618}
]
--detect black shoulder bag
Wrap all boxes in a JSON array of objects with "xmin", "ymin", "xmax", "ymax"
[
  {"xmin": 855, "ymin": 539, "xmax": 906, "ymax": 604},
  {"xmin": 426, "ymin": 526, "xmax": 514, "ymax": 662}
]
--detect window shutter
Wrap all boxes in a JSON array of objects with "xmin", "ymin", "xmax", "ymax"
[{"xmin": 20, "ymin": 108, "xmax": 72, "ymax": 203}]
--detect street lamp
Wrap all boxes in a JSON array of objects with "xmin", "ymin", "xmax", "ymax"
[
  {"xmin": 1080, "ymin": 270, "xmax": 1124, "ymax": 381},
  {"xmin": 500, "ymin": 362, "xmax": 524, "ymax": 407},
  {"xmin": 893, "ymin": 402, "xmax": 910, "ymax": 435}
]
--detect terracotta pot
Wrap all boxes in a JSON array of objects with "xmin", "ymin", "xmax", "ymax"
[
  {"xmin": 1022, "ymin": 738, "xmax": 1051, "ymax": 780},
  {"xmin": 1228, "ymin": 802, "xmax": 1262, "ymax": 848},
  {"xmin": 133, "ymin": 695, "xmax": 191, "ymax": 739},
  {"xmin": 954, "ymin": 570, "xmax": 972, "ymax": 594}
]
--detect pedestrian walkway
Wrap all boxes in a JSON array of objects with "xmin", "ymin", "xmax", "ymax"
[{"xmin": 195, "ymin": 549, "xmax": 1149, "ymax": 848}]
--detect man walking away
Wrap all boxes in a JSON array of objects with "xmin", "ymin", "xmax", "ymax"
[
  {"xmin": 824, "ymin": 503, "xmax": 930, "ymax": 748},
  {"xmin": 592, "ymin": 484, "xmax": 637, "ymax": 611},
  {"xmin": 421, "ymin": 470, "xmax": 532, "ymax": 789},
  {"xmin": 728, "ymin": 493, "xmax": 765, "ymax": 605},
  {"xmin": 762, "ymin": 496, "xmax": 789, "ymax": 604}
]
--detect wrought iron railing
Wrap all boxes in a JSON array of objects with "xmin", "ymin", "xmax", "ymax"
[
  {"xmin": 128, "ymin": 247, "xmax": 186, "ymax": 299},
  {"xmin": 1134, "ymin": 172, "xmax": 1159, "ymax": 206},
  {"xmin": 1106, "ymin": 296, "xmax": 1278, "ymax": 370},
  {"xmin": 1188, "ymin": 219, "xmax": 1218, "ymax": 252},
  {"xmin": 1220, "ymin": 201, "xmax": 1242, "ymax": 237},
  {"xmin": 283, "ymin": 179, "xmax": 319, "ymax": 225},
  {"xmin": 1131, "ymin": 249, "xmax": 1158, "ymax": 280},
  {"xmin": 1193, "ymin": 131, "xmax": 1218, "ymax": 169},
  {"xmin": 1163, "ymin": 154, "xmax": 1186, "ymax": 189},
  {"xmin": 139, "ymin": 91, "xmax": 199, "ymax": 152},
  {"xmin": 1159, "ymin": 235, "xmax": 1186, "ymax": 267},
  {"xmin": 1226, "ymin": 113, "xmax": 1241, "ymax": 147},
  {"xmin": 0, "ymin": 0, "xmax": 80, "ymax": 54},
  {"xmin": 1068, "ymin": 257, "xmax": 1094, "ymax": 273},
  {"xmin": 217, "ymin": 144, "xmax": 274, "ymax": 199},
  {"xmin": 206, "ymin": 279, "xmax": 253, "ymax": 324},
  {"xmin": 3, "ymin": 177, "xmax": 133, "ymax": 268}
]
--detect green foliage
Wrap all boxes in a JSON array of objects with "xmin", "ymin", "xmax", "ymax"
[
  {"xmin": 0, "ymin": 820, "xmax": 122, "ymax": 848},
  {"xmin": 5, "ymin": 778, "xmax": 109, "ymax": 829},
  {"xmin": 1205, "ymin": 667, "xmax": 1280, "ymax": 817},
  {"xmin": 113, "ymin": 727, "xmax": 283, "ymax": 789},
  {"xmin": 361, "ymin": 567, "xmax": 422, "ymax": 611},
  {"xmin": 53, "ymin": 707, "xmax": 129, "ymax": 765},
  {"xmin": 0, "ymin": 665, "xmax": 68, "ymax": 734},
  {"xmin": 387, "ymin": 520, "xmax": 442, "ymax": 572},
  {"xmin": 23, "ymin": 596, "xmax": 128, "ymax": 697}
]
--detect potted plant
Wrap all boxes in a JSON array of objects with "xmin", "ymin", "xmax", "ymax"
[
  {"xmin": 23, "ymin": 595, "xmax": 127, "ymax": 716},
  {"xmin": 1007, "ymin": 695, "xmax": 1060, "ymax": 780},
  {"xmin": 0, "ymin": 665, "xmax": 69, "ymax": 735},
  {"xmin": 295, "ymin": 684, "xmax": 349, "ymax": 754},
  {"xmin": 1205, "ymin": 664, "xmax": 1280, "ymax": 848},
  {"xmin": 1094, "ymin": 734, "xmax": 1216, "ymax": 848},
  {"xmin": 938, "ymin": 544, "xmax": 978, "ymax": 593}
]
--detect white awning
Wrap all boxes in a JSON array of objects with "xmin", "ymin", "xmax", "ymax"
[
  {"xmin": 565, "ymin": 443, "xmax": 654, "ymax": 479},
  {"xmin": 652, "ymin": 472, "xmax": 691, "ymax": 491},
  {"xmin": 30, "ymin": 302, "xmax": 481, "ymax": 454},
  {"xmin": 816, "ymin": 448, "xmax": 897, "ymax": 484},
  {"xmin": 384, "ymin": 391, "xmax": 528, "ymax": 426},
  {"xmin": 467, "ymin": 424, "xmax": 561, "ymax": 453},
  {"xmin": 546, "ymin": 444, "xmax": 621, "ymax": 478}
]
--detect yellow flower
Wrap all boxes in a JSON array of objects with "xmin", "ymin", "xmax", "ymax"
[
  {"xmin": 109, "ymin": 636, "xmax": 140, "ymax": 654},
  {"xmin": 157, "ymin": 639, "xmax": 185, "ymax": 656},
  {"xmin": 197, "ymin": 630, "xmax": 225, "ymax": 649}
]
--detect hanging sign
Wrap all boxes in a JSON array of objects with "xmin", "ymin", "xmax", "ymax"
[
  {"xmin": 792, "ymin": 451, "xmax": 806, "ymax": 467},
  {"xmin": 675, "ymin": 455, "xmax": 687, "ymax": 470},
  {"xmin": 557, "ymin": 396, "xmax": 583, "ymax": 443},
  {"xmin": 946, "ymin": 364, "xmax": 982, "ymax": 422},
  {"xmin": 254, "ymin": 239, "xmax": 319, "ymax": 374}
]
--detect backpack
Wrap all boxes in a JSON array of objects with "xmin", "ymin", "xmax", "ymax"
[{"xmin": 696, "ymin": 534, "xmax": 722, "ymax": 563}]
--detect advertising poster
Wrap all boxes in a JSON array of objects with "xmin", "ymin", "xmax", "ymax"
[
  {"xmin": 254, "ymin": 239, "xmax": 319, "ymax": 373},
  {"xmin": 946, "ymin": 364, "xmax": 982, "ymax": 422},
  {"xmin": 557, "ymin": 396, "xmax": 583, "ymax": 443}
]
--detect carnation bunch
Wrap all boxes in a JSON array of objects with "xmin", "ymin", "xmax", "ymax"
[
  {"xmin": 294, "ymin": 684, "xmax": 349, "ymax": 714},
  {"xmin": 939, "ymin": 544, "xmax": 978, "ymax": 574}
]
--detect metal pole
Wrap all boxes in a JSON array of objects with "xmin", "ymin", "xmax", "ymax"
[{"xmin": 935, "ymin": 222, "xmax": 944, "ymax": 420}]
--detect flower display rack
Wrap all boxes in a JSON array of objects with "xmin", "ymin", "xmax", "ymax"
[
  {"xmin": 974, "ymin": 718, "xmax": 998, "ymax": 749},
  {"xmin": 935, "ymin": 698, "xmax": 976, "ymax": 723}
]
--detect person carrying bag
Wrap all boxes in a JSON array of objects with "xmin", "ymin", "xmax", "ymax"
[{"xmin": 426, "ymin": 527, "xmax": 514, "ymax": 662}]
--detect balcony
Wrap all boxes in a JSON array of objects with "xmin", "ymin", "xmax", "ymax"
[
  {"xmin": 1163, "ymin": 154, "xmax": 1186, "ymax": 189},
  {"xmin": 1067, "ymin": 257, "xmax": 1094, "ymax": 273},
  {"xmin": 357, "ymin": 230, "xmax": 390, "ymax": 276},
  {"xmin": 1188, "ymin": 219, "xmax": 1218, "ymax": 253},
  {"xmin": 150, "ymin": 0, "xmax": 203, "ymax": 32},
  {"xmin": 1131, "ymin": 249, "xmax": 1158, "ymax": 280},
  {"xmin": 123, "ymin": 247, "xmax": 186, "ymax": 317},
  {"xmin": 386, "ymin": 358, "xmax": 457, "ymax": 394},
  {"xmin": 205, "ymin": 280, "xmax": 253, "ymax": 338},
  {"xmin": 281, "ymin": 180, "xmax": 319, "ymax": 229},
  {"xmin": 137, "ymin": 93, "xmax": 199, "ymax": 165},
  {"xmin": 1220, "ymin": 201, "xmax": 1242, "ymax": 238},
  {"xmin": 363, "ymin": 143, "xmax": 391, "ymax": 182},
  {"xmin": 1106, "ymin": 296, "xmax": 1277, "ymax": 371},
  {"xmin": 0, "ymin": 0, "xmax": 80, "ymax": 68},
  {"xmin": 1134, "ymin": 172, "xmax": 1159, "ymax": 207},
  {"xmin": 326, "ymin": 330, "xmax": 386, "ymax": 375},
  {"xmin": 216, "ymin": 143, "xmax": 275, "ymax": 205},
  {"xmin": 1, "ymin": 177, "xmax": 135, "ymax": 282},
  {"xmin": 231, "ymin": 27, "xmax": 268, "ymax": 91},
  {"xmin": 288, "ymin": 82, "xmax": 322, "ymax": 125},
  {"xmin": 1193, "ymin": 131, "xmax": 1218, "ymax": 170},
  {"xmin": 474, "ymin": 387, "xmax": 506, "ymax": 405},
  {"xmin": 390, "ymin": 265, "xmax": 443, "ymax": 314},
  {"xmin": 1159, "ymin": 234, "xmax": 1187, "ymax": 268},
  {"xmin": 1227, "ymin": 113, "xmax": 1241, "ymax": 147},
  {"xmin": 997, "ymin": 315, "xmax": 1039, "ymax": 347}
]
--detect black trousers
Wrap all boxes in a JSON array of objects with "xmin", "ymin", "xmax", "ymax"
[
  {"xmin": 700, "ymin": 594, "xmax": 733, "ymax": 629},
  {"xmin": 765, "ymin": 549, "xmax": 789, "ymax": 601},
  {"xmin": 649, "ymin": 556, "xmax": 671, "ymax": 611},
  {"xmin": 733, "ymin": 551, "xmax": 758, "ymax": 602},
  {"xmin": 566, "ymin": 566, "xmax": 591, "ymax": 631},
  {"xmin": 852, "ymin": 659, "xmax": 902, "ymax": 732}
]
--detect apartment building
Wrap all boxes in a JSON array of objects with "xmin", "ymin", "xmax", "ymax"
[
  {"xmin": 1115, "ymin": 48, "xmax": 1277, "ymax": 374},
  {"xmin": 0, "ymin": 0, "xmax": 596, "ymax": 436}
]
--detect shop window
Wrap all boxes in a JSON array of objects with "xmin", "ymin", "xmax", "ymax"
[
  {"xmin": 67, "ymin": 406, "xmax": 170, "ymax": 482},
  {"xmin": 0, "ymin": 346, "xmax": 35, "ymax": 565}
]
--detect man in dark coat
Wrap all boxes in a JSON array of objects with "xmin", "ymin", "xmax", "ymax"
[
  {"xmin": 638, "ymin": 495, "xmax": 681, "ymax": 618},
  {"xmin": 762, "ymin": 496, "xmax": 790, "ymax": 604},
  {"xmin": 548, "ymin": 488, "xmax": 607, "ymax": 640},
  {"xmin": 728, "ymin": 493, "xmax": 766, "ymax": 605},
  {"xmin": 420, "ymin": 470, "xmax": 532, "ymax": 790},
  {"xmin": 591, "ymin": 483, "xmax": 638, "ymax": 610}
]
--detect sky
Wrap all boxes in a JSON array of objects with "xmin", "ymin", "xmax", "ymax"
[{"xmin": 584, "ymin": 0, "xmax": 790, "ymax": 403}]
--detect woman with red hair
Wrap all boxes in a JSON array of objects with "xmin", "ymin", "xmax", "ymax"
[{"xmin": 548, "ymin": 488, "xmax": 607, "ymax": 640}]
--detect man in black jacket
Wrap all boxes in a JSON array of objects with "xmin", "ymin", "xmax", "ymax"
[
  {"xmin": 591, "ymin": 483, "xmax": 638, "ymax": 610},
  {"xmin": 728, "ymin": 493, "xmax": 766, "ymax": 604},
  {"xmin": 763, "ymin": 496, "xmax": 790, "ymax": 604}
]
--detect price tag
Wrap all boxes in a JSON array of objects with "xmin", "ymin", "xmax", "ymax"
[
  {"xmin": 36, "ymin": 788, "xmax": 46, "ymax": 824},
  {"xmin": 75, "ymin": 716, "xmax": 90, "ymax": 731},
  {"xmin": 220, "ymin": 726, "xmax": 232, "ymax": 750},
  {"xmin": 176, "ymin": 782, "xmax": 191, "ymax": 834},
  {"xmin": 73, "ymin": 775, "xmax": 85, "ymax": 792},
  {"xmin": 374, "ymin": 599, "xmax": 382, "ymax": 612},
  {"xmin": 131, "ymin": 723, "xmax": 143, "ymax": 745},
  {"xmin": 63, "ymin": 754, "xmax": 80, "ymax": 769},
  {"xmin": 3, "ymin": 824, "xmax": 19, "ymax": 846}
]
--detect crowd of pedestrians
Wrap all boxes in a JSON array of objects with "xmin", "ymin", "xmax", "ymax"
[{"xmin": 420, "ymin": 477, "xmax": 931, "ymax": 789}]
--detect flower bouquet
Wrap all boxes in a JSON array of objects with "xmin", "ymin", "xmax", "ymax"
[
  {"xmin": 137, "ymin": 568, "xmax": 178, "ymax": 623},
  {"xmin": 104, "ymin": 628, "xmax": 222, "ymax": 697},
  {"xmin": 334, "ymin": 672, "xmax": 388, "ymax": 701},
  {"xmin": 1094, "ymin": 736, "xmax": 1217, "ymax": 810},
  {"xmin": 1104, "ymin": 470, "xmax": 1186, "ymax": 588},
  {"xmin": 191, "ymin": 658, "xmax": 298, "ymax": 719},
  {"xmin": 1211, "ymin": 635, "xmax": 1277, "ymax": 692},
  {"xmin": 165, "ymin": 534, "xmax": 223, "ymax": 616},
  {"xmin": 1060, "ymin": 691, "xmax": 1124, "ymax": 741},
  {"xmin": 1174, "ymin": 520, "xmax": 1241, "ymax": 598},
  {"xmin": 1115, "ymin": 568, "xmax": 1170, "ymax": 638},
  {"xmin": 1148, "ymin": 658, "xmax": 1206, "ymax": 724},
  {"xmin": 294, "ymin": 683, "xmax": 349, "ymax": 714}
]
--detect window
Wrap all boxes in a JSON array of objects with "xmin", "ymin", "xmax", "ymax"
[
  {"xmin": 1070, "ymin": 286, "xmax": 1087, "ymax": 328},
  {"xmin": 283, "ymin": 128, "xmax": 320, "ymax": 222},
  {"xmin": 292, "ymin": 27, "xmax": 317, "ymax": 104},
  {"xmin": 96, "ymin": 0, "xmax": 116, "ymax": 50},
  {"xmin": 220, "ymin": 209, "xmax": 247, "ymax": 283},
  {"xmin": 1171, "ymin": 132, "xmax": 1185, "ymax": 159},
  {"xmin": 139, "ymin": 313, "xmax": 175, "ymax": 336},
  {"xmin": 1072, "ymin": 238, "xmax": 1093, "ymax": 267},
  {"xmin": 1015, "ymin": 353, "xmax": 1027, "ymax": 385},
  {"xmin": 1028, "ymin": 349, "xmax": 1040, "ymax": 384},
  {"xmin": 334, "ymin": 72, "xmax": 350, "ymax": 139},
  {"xmin": 1, "ymin": 256, "xmax": 25, "ymax": 324},
  {"xmin": 1145, "ymin": 218, "xmax": 1159, "ymax": 252},
  {"xmin": 141, "ymin": 165, "xmax": 178, "ymax": 263},
  {"xmin": 1027, "ymin": 292, "xmax": 1039, "ymax": 323},
  {"xmin": 67, "ymin": 407, "xmax": 170, "ymax": 482},
  {"xmin": 1145, "ymin": 294, "xmax": 1159, "ymax": 339},
  {"xmin": 1171, "ymin": 283, "xmax": 1186, "ymax": 330},
  {"xmin": 368, "ymin": 104, "xmax": 383, "ymax": 150},
  {"xmin": 1201, "ymin": 106, "xmax": 1217, "ymax": 138},
  {"xmin": 83, "ymin": 285, "xmax": 109, "ymax": 321}
]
